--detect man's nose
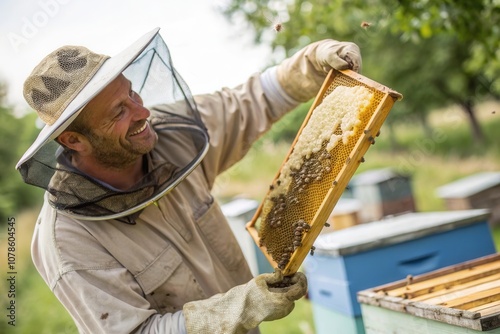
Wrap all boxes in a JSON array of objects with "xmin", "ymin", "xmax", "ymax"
[
  {"xmin": 128, "ymin": 95, "xmax": 150, "ymax": 120},
  {"xmin": 132, "ymin": 105, "xmax": 150, "ymax": 121}
]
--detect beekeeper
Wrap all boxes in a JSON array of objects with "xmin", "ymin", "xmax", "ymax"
[{"xmin": 17, "ymin": 28, "xmax": 361, "ymax": 333}]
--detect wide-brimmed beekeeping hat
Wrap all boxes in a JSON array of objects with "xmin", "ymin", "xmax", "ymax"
[
  {"xmin": 16, "ymin": 28, "xmax": 209, "ymax": 221},
  {"xmin": 17, "ymin": 28, "xmax": 160, "ymax": 168}
]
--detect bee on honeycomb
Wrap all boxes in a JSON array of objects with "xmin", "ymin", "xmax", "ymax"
[{"xmin": 258, "ymin": 85, "xmax": 375, "ymax": 268}]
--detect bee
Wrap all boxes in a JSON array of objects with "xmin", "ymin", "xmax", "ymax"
[
  {"xmin": 405, "ymin": 274, "xmax": 413, "ymax": 289},
  {"xmin": 360, "ymin": 21, "xmax": 371, "ymax": 29},
  {"xmin": 273, "ymin": 20, "xmax": 284, "ymax": 33},
  {"xmin": 310, "ymin": 246, "xmax": 316, "ymax": 256},
  {"xmin": 266, "ymin": 14, "xmax": 285, "ymax": 33}
]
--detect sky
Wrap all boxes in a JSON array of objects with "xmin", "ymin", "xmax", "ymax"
[{"xmin": 0, "ymin": 0, "xmax": 275, "ymax": 114}]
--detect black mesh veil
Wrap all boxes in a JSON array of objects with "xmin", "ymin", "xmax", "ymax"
[{"xmin": 18, "ymin": 33, "xmax": 209, "ymax": 222}]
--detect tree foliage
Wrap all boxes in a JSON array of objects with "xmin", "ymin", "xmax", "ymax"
[
  {"xmin": 0, "ymin": 84, "xmax": 43, "ymax": 220},
  {"xmin": 220, "ymin": 0, "xmax": 500, "ymax": 143},
  {"xmin": 392, "ymin": 0, "xmax": 500, "ymax": 92}
]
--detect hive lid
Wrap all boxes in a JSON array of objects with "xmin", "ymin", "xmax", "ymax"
[
  {"xmin": 436, "ymin": 172, "xmax": 500, "ymax": 199},
  {"xmin": 350, "ymin": 167, "xmax": 409, "ymax": 186},
  {"xmin": 221, "ymin": 198, "xmax": 259, "ymax": 218},
  {"xmin": 313, "ymin": 209, "xmax": 491, "ymax": 256},
  {"xmin": 330, "ymin": 197, "xmax": 362, "ymax": 215}
]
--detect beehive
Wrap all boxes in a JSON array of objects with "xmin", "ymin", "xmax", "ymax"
[
  {"xmin": 246, "ymin": 69, "xmax": 402, "ymax": 276},
  {"xmin": 358, "ymin": 253, "xmax": 500, "ymax": 332}
]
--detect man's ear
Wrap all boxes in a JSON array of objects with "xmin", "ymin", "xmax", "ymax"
[{"xmin": 57, "ymin": 131, "xmax": 92, "ymax": 154}]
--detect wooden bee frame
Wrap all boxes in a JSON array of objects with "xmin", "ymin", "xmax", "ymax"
[{"xmin": 246, "ymin": 69, "xmax": 402, "ymax": 276}]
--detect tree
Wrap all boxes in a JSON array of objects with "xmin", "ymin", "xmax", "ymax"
[
  {"xmin": 0, "ymin": 83, "xmax": 43, "ymax": 220},
  {"xmin": 391, "ymin": 0, "xmax": 500, "ymax": 143},
  {"xmin": 219, "ymin": 0, "xmax": 500, "ymax": 144},
  {"xmin": 391, "ymin": 0, "xmax": 500, "ymax": 93}
]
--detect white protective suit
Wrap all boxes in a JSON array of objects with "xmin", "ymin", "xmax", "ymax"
[{"xmin": 31, "ymin": 40, "xmax": 361, "ymax": 333}]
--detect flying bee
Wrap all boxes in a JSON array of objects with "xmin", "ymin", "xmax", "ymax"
[
  {"xmin": 266, "ymin": 14, "xmax": 285, "ymax": 33},
  {"xmin": 360, "ymin": 21, "xmax": 372, "ymax": 29},
  {"xmin": 273, "ymin": 20, "xmax": 283, "ymax": 33}
]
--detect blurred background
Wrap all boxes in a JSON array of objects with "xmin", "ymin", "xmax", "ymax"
[{"xmin": 1, "ymin": 0, "xmax": 499, "ymax": 333}]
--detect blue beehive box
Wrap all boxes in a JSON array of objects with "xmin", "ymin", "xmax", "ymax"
[{"xmin": 304, "ymin": 209, "xmax": 496, "ymax": 319}]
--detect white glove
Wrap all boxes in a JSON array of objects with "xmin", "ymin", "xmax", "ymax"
[
  {"xmin": 183, "ymin": 270, "xmax": 308, "ymax": 334},
  {"xmin": 276, "ymin": 39, "xmax": 362, "ymax": 102}
]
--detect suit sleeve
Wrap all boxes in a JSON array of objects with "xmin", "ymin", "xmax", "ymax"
[{"xmin": 194, "ymin": 67, "xmax": 300, "ymax": 188}]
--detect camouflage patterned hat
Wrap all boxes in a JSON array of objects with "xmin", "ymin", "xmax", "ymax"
[{"xmin": 16, "ymin": 28, "xmax": 160, "ymax": 169}]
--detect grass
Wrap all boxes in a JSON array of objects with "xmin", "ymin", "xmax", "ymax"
[
  {"xmin": 2, "ymin": 101, "xmax": 499, "ymax": 333},
  {"xmin": 493, "ymin": 227, "xmax": 500, "ymax": 249}
]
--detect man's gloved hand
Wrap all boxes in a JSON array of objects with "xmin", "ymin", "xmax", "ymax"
[
  {"xmin": 183, "ymin": 270, "xmax": 308, "ymax": 334},
  {"xmin": 276, "ymin": 39, "xmax": 362, "ymax": 102}
]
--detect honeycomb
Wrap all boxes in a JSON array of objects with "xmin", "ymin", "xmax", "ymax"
[{"xmin": 247, "ymin": 69, "xmax": 402, "ymax": 275}]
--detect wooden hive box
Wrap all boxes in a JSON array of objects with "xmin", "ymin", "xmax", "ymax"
[
  {"xmin": 437, "ymin": 172, "xmax": 500, "ymax": 226},
  {"xmin": 358, "ymin": 253, "xmax": 500, "ymax": 333},
  {"xmin": 349, "ymin": 168, "xmax": 416, "ymax": 223},
  {"xmin": 322, "ymin": 197, "xmax": 362, "ymax": 233}
]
